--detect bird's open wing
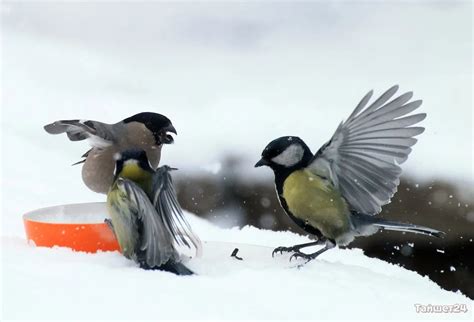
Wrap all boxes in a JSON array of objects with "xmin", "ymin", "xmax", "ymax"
[
  {"xmin": 308, "ymin": 85, "xmax": 425, "ymax": 215},
  {"xmin": 151, "ymin": 166, "xmax": 202, "ymax": 257},
  {"xmin": 44, "ymin": 119, "xmax": 114, "ymax": 149},
  {"xmin": 114, "ymin": 178, "xmax": 176, "ymax": 267}
]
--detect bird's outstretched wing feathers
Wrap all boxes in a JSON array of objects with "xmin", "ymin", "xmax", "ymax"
[
  {"xmin": 308, "ymin": 85, "xmax": 425, "ymax": 215},
  {"xmin": 44, "ymin": 119, "xmax": 114, "ymax": 149},
  {"xmin": 113, "ymin": 178, "xmax": 176, "ymax": 267},
  {"xmin": 152, "ymin": 166, "xmax": 203, "ymax": 257}
]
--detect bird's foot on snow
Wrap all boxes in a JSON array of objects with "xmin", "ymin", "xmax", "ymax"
[
  {"xmin": 288, "ymin": 240, "xmax": 335, "ymax": 263},
  {"xmin": 272, "ymin": 246, "xmax": 299, "ymax": 257},
  {"xmin": 289, "ymin": 251, "xmax": 317, "ymax": 263},
  {"xmin": 272, "ymin": 240, "xmax": 327, "ymax": 258}
]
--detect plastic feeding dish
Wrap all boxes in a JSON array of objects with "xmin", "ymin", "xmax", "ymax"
[{"xmin": 23, "ymin": 202, "xmax": 120, "ymax": 253}]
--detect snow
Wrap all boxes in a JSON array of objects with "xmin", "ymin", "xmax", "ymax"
[
  {"xmin": 1, "ymin": 3, "xmax": 473, "ymax": 321},
  {"xmin": 2, "ymin": 214, "xmax": 472, "ymax": 320}
]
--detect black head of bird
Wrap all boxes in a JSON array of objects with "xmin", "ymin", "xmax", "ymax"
[
  {"xmin": 123, "ymin": 112, "xmax": 177, "ymax": 145},
  {"xmin": 113, "ymin": 149, "xmax": 155, "ymax": 192},
  {"xmin": 113, "ymin": 149, "xmax": 154, "ymax": 180},
  {"xmin": 255, "ymin": 136, "xmax": 313, "ymax": 174}
]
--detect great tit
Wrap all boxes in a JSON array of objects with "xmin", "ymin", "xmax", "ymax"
[
  {"xmin": 44, "ymin": 112, "xmax": 177, "ymax": 194},
  {"xmin": 255, "ymin": 85, "xmax": 443, "ymax": 262},
  {"xmin": 106, "ymin": 149, "xmax": 201, "ymax": 275}
]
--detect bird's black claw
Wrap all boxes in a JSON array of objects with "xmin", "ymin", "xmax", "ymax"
[
  {"xmin": 272, "ymin": 246, "xmax": 294, "ymax": 257},
  {"xmin": 289, "ymin": 251, "xmax": 314, "ymax": 263}
]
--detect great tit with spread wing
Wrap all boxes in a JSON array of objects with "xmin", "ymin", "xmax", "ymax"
[
  {"xmin": 255, "ymin": 85, "xmax": 443, "ymax": 262},
  {"xmin": 44, "ymin": 112, "xmax": 177, "ymax": 194},
  {"xmin": 106, "ymin": 149, "xmax": 201, "ymax": 275}
]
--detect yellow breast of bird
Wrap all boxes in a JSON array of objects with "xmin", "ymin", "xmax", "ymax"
[
  {"xmin": 118, "ymin": 163, "xmax": 153, "ymax": 196},
  {"xmin": 282, "ymin": 169, "xmax": 351, "ymax": 240},
  {"xmin": 121, "ymin": 163, "xmax": 145, "ymax": 181}
]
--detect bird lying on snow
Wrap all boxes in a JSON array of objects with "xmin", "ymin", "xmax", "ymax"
[
  {"xmin": 106, "ymin": 149, "xmax": 201, "ymax": 275},
  {"xmin": 255, "ymin": 85, "xmax": 444, "ymax": 262},
  {"xmin": 44, "ymin": 112, "xmax": 177, "ymax": 194}
]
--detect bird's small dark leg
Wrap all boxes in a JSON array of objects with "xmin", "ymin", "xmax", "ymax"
[
  {"xmin": 289, "ymin": 240, "xmax": 336, "ymax": 263},
  {"xmin": 272, "ymin": 239, "xmax": 326, "ymax": 257},
  {"xmin": 104, "ymin": 218, "xmax": 116, "ymax": 238}
]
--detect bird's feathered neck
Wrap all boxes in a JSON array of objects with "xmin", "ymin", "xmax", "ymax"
[{"xmin": 272, "ymin": 155, "xmax": 312, "ymax": 195}]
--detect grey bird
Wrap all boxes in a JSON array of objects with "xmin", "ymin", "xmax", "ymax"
[
  {"xmin": 255, "ymin": 85, "xmax": 444, "ymax": 262},
  {"xmin": 44, "ymin": 112, "xmax": 177, "ymax": 194},
  {"xmin": 106, "ymin": 149, "xmax": 201, "ymax": 275}
]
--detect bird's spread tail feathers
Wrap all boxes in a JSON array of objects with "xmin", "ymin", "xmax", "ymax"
[
  {"xmin": 44, "ymin": 120, "xmax": 93, "ymax": 141},
  {"xmin": 44, "ymin": 119, "xmax": 112, "ymax": 148}
]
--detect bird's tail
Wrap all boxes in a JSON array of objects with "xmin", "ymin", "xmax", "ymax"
[
  {"xmin": 372, "ymin": 219, "xmax": 444, "ymax": 238},
  {"xmin": 140, "ymin": 260, "xmax": 194, "ymax": 276},
  {"xmin": 44, "ymin": 119, "xmax": 93, "ymax": 141},
  {"xmin": 163, "ymin": 260, "xmax": 194, "ymax": 276},
  {"xmin": 352, "ymin": 213, "xmax": 444, "ymax": 238},
  {"xmin": 44, "ymin": 119, "xmax": 112, "ymax": 148}
]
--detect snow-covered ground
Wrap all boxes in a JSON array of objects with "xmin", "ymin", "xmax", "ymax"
[
  {"xmin": 2, "ymin": 213, "xmax": 472, "ymax": 320},
  {"xmin": 1, "ymin": 2, "xmax": 473, "ymax": 321}
]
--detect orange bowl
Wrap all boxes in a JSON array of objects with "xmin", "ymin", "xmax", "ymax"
[{"xmin": 23, "ymin": 202, "xmax": 120, "ymax": 253}]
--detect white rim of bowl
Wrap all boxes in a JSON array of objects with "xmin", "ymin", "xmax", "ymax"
[{"xmin": 23, "ymin": 202, "xmax": 108, "ymax": 224}]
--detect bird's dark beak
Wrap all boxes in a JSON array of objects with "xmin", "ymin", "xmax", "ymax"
[
  {"xmin": 165, "ymin": 124, "xmax": 177, "ymax": 135},
  {"xmin": 160, "ymin": 124, "xmax": 177, "ymax": 144},
  {"xmin": 254, "ymin": 158, "xmax": 269, "ymax": 168}
]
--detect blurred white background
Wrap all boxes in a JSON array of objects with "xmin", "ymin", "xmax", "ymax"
[{"xmin": 1, "ymin": 1, "xmax": 472, "ymax": 234}]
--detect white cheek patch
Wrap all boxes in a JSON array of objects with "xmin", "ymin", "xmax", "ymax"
[
  {"xmin": 271, "ymin": 144, "xmax": 304, "ymax": 167},
  {"xmin": 124, "ymin": 159, "xmax": 138, "ymax": 166}
]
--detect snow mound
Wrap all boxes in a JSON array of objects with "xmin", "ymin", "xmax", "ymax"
[{"xmin": 1, "ymin": 213, "xmax": 471, "ymax": 320}]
